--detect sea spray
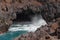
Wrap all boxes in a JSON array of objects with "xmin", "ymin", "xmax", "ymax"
[{"xmin": 9, "ymin": 14, "xmax": 47, "ymax": 32}]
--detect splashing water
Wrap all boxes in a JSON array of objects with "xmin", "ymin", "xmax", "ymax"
[
  {"xmin": 9, "ymin": 15, "xmax": 47, "ymax": 32},
  {"xmin": 0, "ymin": 14, "xmax": 47, "ymax": 40}
]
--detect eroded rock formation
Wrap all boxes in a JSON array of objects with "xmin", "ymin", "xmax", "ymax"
[
  {"xmin": 13, "ymin": 0, "xmax": 60, "ymax": 40},
  {"xmin": 0, "ymin": 0, "xmax": 42, "ymax": 33},
  {"xmin": 0, "ymin": 0, "xmax": 60, "ymax": 37}
]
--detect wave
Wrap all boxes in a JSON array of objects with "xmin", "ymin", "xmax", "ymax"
[{"xmin": 8, "ymin": 18, "xmax": 47, "ymax": 32}]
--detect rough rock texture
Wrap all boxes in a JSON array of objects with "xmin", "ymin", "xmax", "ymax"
[
  {"xmin": 13, "ymin": 0, "xmax": 60, "ymax": 40},
  {"xmin": 0, "ymin": 0, "xmax": 42, "ymax": 33},
  {"xmin": 0, "ymin": 0, "xmax": 59, "ymax": 35},
  {"xmin": 14, "ymin": 18, "xmax": 60, "ymax": 40}
]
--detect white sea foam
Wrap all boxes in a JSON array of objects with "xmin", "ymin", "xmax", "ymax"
[
  {"xmin": 9, "ymin": 19, "xmax": 46, "ymax": 32},
  {"xmin": 8, "ymin": 15, "xmax": 47, "ymax": 32}
]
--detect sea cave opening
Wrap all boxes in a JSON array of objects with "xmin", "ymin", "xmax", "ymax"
[
  {"xmin": 13, "ymin": 9, "xmax": 35, "ymax": 23},
  {"xmin": 9, "ymin": 9, "xmax": 47, "ymax": 32}
]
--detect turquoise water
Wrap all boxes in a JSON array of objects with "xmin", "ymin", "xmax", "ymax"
[
  {"xmin": 0, "ymin": 17, "xmax": 46, "ymax": 40},
  {"xmin": 0, "ymin": 31, "xmax": 27, "ymax": 40}
]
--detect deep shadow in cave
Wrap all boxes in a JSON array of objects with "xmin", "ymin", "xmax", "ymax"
[{"xmin": 13, "ymin": 9, "xmax": 35, "ymax": 22}]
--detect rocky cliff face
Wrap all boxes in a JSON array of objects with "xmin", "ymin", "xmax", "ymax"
[
  {"xmin": 13, "ymin": 0, "xmax": 60, "ymax": 40},
  {"xmin": 0, "ymin": 0, "xmax": 42, "ymax": 33},
  {"xmin": 0, "ymin": 0, "xmax": 59, "ymax": 36}
]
